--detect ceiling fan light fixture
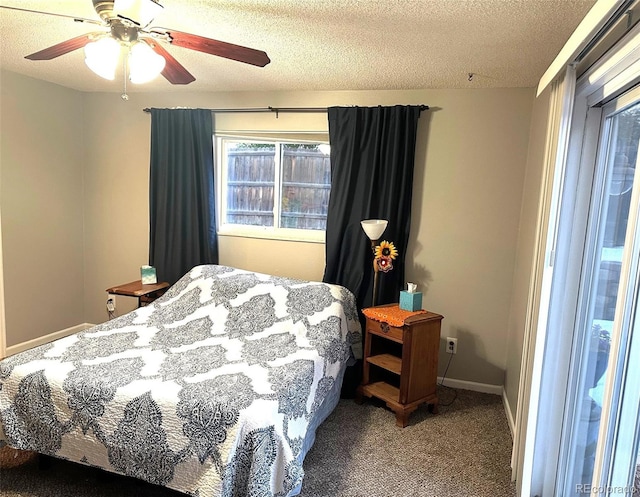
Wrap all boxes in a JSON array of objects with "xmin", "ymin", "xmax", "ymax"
[
  {"xmin": 15, "ymin": 0, "xmax": 269, "ymax": 89},
  {"xmin": 129, "ymin": 41, "xmax": 165, "ymax": 84},
  {"xmin": 113, "ymin": 0, "xmax": 163, "ymax": 27},
  {"xmin": 84, "ymin": 36, "xmax": 121, "ymax": 80}
]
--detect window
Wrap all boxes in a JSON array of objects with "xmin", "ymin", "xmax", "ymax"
[{"xmin": 215, "ymin": 136, "xmax": 331, "ymax": 242}]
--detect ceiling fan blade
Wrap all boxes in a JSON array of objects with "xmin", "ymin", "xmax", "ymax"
[
  {"xmin": 0, "ymin": 5, "xmax": 103, "ymax": 25},
  {"xmin": 25, "ymin": 33, "xmax": 99, "ymax": 60},
  {"xmin": 155, "ymin": 29, "xmax": 270, "ymax": 67},
  {"xmin": 142, "ymin": 39, "xmax": 196, "ymax": 85}
]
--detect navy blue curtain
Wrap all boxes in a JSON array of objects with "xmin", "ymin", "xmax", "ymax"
[
  {"xmin": 323, "ymin": 105, "xmax": 425, "ymax": 310},
  {"xmin": 149, "ymin": 108, "xmax": 218, "ymax": 284}
]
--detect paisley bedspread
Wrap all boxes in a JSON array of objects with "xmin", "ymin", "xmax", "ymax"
[{"xmin": 0, "ymin": 265, "xmax": 362, "ymax": 496}]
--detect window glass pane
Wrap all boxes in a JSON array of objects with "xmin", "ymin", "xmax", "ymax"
[
  {"xmin": 280, "ymin": 144, "xmax": 330, "ymax": 230},
  {"xmin": 225, "ymin": 142, "xmax": 275, "ymax": 227},
  {"xmin": 218, "ymin": 137, "xmax": 330, "ymax": 238},
  {"xmin": 570, "ymin": 100, "xmax": 640, "ymax": 494}
]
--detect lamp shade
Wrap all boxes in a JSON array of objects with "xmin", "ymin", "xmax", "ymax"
[
  {"xmin": 84, "ymin": 37, "xmax": 121, "ymax": 80},
  {"xmin": 129, "ymin": 41, "xmax": 166, "ymax": 83},
  {"xmin": 361, "ymin": 219, "xmax": 388, "ymax": 240}
]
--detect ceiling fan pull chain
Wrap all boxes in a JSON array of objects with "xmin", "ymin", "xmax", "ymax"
[{"xmin": 121, "ymin": 54, "xmax": 129, "ymax": 101}]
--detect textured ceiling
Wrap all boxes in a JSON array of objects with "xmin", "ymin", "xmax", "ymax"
[{"xmin": 0, "ymin": 0, "xmax": 596, "ymax": 93}]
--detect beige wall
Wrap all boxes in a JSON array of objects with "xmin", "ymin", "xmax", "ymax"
[
  {"xmin": 80, "ymin": 91, "xmax": 331, "ymax": 320},
  {"xmin": 1, "ymin": 74, "xmax": 535, "ymax": 388},
  {"xmin": 410, "ymin": 90, "xmax": 534, "ymax": 385},
  {"xmin": 503, "ymin": 86, "xmax": 553, "ymax": 417},
  {"xmin": 0, "ymin": 70, "xmax": 85, "ymax": 347},
  {"xmin": 81, "ymin": 87, "xmax": 534, "ymax": 386}
]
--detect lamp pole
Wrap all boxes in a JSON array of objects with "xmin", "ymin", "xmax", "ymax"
[{"xmin": 371, "ymin": 239, "xmax": 379, "ymax": 307}]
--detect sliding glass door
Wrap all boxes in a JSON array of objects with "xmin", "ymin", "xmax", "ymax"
[
  {"xmin": 562, "ymin": 87, "xmax": 640, "ymax": 496},
  {"xmin": 518, "ymin": 15, "xmax": 640, "ymax": 497}
]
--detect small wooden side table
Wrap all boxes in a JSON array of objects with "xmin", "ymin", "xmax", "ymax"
[
  {"xmin": 106, "ymin": 280, "xmax": 170, "ymax": 307},
  {"xmin": 356, "ymin": 303, "xmax": 443, "ymax": 427}
]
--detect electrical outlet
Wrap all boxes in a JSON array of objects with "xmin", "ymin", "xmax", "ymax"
[
  {"xmin": 447, "ymin": 337, "xmax": 458, "ymax": 354},
  {"xmin": 106, "ymin": 296, "xmax": 116, "ymax": 313}
]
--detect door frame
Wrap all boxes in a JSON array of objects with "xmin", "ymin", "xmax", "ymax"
[
  {"xmin": 516, "ymin": 17, "xmax": 640, "ymax": 496},
  {"xmin": 591, "ymin": 90, "xmax": 640, "ymax": 488},
  {"xmin": 559, "ymin": 82, "xmax": 640, "ymax": 495},
  {"xmin": 0, "ymin": 193, "xmax": 5, "ymax": 359}
]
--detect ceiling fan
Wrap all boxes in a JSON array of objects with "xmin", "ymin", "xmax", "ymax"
[{"xmin": 0, "ymin": 0, "xmax": 271, "ymax": 86}]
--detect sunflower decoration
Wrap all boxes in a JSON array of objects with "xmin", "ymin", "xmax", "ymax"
[{"xmin": 374, "ymin": 240, "xmax": 398, "ymax": 273}]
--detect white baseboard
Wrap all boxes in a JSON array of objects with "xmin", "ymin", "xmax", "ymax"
[
  {"xmin": 437, "ymin": 376, "xmax": 503, "ymax": 395},
  {"xmin": 5, "ymin": 323, "xmax": 95, "ymax": 357},
  {"xmin": 502, "ymin": 388, "xmax": 516, "ymax": 438}
]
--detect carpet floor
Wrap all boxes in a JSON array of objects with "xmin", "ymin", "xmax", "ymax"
[{"xmin": 0, "ymin": 387, "xmax": 516, "ymax": 497}]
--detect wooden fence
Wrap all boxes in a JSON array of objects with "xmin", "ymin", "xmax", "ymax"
[{"xmin": 226, "ymin": 148, "xmax": 330, "ymax": 230}]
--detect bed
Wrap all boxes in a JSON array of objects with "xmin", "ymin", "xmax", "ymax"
[{"xmin": 0, "ymin": 265, "xmax": 362, "ymax": 496}]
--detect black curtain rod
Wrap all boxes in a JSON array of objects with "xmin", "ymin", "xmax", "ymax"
[
  {"xmin": 142, "ymin": 105, "xmax": 429, "ymax": 116},
  {"xmin": 142, "ymin": 106, "xmax": 327, "ymax": 116}
]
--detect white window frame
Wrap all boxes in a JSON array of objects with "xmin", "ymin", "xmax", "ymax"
[{"xmin": 214, "ymin": 135, "xmax": 330, "ymax": 243}]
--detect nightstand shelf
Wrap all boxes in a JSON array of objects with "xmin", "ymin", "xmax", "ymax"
[
  {"xmin": 365, "ymin": 381, "xmax": 400, "ymax": 402},
  {"xmin": 356, "ymin": 304, "xmax": 443, "ymax": 427},
  {"xmin": 366, "ymin": 353, "xmax": 402, "ymax": 375}
]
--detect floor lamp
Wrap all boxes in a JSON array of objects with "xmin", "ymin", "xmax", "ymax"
[{"xmin": 361, "ymin": 219, "xmax": 388, "ymax": 306}]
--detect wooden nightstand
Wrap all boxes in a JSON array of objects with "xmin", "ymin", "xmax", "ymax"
[
  {"xmin": 356, "ymin": 303, "xmax": 443, "ymax": 427},
  {"xmin": 106, "ymin": 280, "xmax": 170, "ymax": 307}
]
